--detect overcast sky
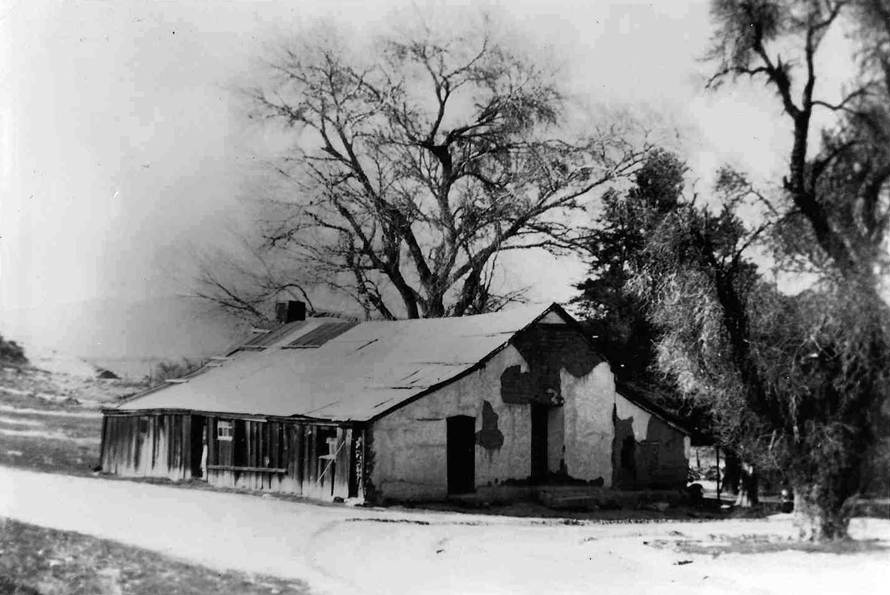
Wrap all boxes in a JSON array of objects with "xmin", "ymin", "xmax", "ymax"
[{"xmin": 1, "ymin": 0, "xmax": 854, "ymax": 321}]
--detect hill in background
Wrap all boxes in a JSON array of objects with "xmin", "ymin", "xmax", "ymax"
[{"xmin": 0, "ymin": 296, "xmax": 245, "ymax": 379}]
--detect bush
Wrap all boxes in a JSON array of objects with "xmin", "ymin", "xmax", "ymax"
[
  {"xmin": 144, "ymin": 357, "xmax": 206, "ymax": 387},
  {"xmin": 0, "ymin": 334, "xmax": 27, "ymax": 365}
]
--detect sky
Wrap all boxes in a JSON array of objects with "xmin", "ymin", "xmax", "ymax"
[{"xmin": 0, "ymin": 0, "xmax": 858, "ymax": 353}]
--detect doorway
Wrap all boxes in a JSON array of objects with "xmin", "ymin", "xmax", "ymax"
[
  {"xmin": 447, "ymin": 416, "xmax": 476, "ymax": 494},
  {"xmin": 190, "ymin": 415, "xmax": 206, "ymax": 479},
  {"xmin": 530, "ymin": 405, "xmax": 549, "ymax": 481}
]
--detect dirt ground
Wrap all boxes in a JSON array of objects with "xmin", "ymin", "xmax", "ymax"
[{"xmin": 2, "ymin": 466, "xmax": 888, "ymax": 595}]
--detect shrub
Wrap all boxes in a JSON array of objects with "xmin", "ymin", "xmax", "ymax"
[
  {"xmin": 144, "ymin": 357, "xmax": 206, "ymax": 387},
  {"xmin": 0, "ymin": 334, "xmax": 27, "ymax": 365}
]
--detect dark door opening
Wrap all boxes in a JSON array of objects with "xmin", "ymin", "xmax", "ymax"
[
  {"xmin": 190, "ymin": 415, "xmax": 206, "ymax": 478},
  {"xmin": 619, "ymin": 435, "xmax": 637, "ymax": 489},
  {"xmin": 447, "ymin": 416, "xmax": 476, "ymax": 494},
  {"xmin": 530, "ymin": 405, "xmax": 549, "ymax": 482}
]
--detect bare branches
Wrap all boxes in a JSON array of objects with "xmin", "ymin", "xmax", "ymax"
[
  {"xmin": 706, "ymin": 0, "xmax": 890, "ymax": 283},
  {"xmin": 220, "ymin": 19, "xmax": 653, "ymax": 319},
  {"xmin": 192, "ymin": 239, "xmax": 317, "ymax": 325},
  {"xmin": 811, "ymin": 87, "xmax": 872, "ymax": 114}
]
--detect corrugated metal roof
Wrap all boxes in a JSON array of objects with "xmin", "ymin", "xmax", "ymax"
[
  {"xmin": 284, "ymin": 321, "xmax": 359, "ymax": 349},
  {"xmin": 116, "ymin": 304, "xmax": 565, "ymax": 421},
  {"xmin": 240, "ymin": 320, "xmax": 308, "ymax": 349}
]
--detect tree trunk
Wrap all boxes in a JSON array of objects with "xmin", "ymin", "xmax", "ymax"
[
  {"xmin": 793, "ymin": 483, "xmax": 852, "ymax": 541},
  {"xmin": 734, "ymin": 462, "xmax": 759, "ymax": 508}
]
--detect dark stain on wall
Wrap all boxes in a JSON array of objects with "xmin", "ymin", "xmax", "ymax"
[
  {"xmin": 636, "ymin": 413, "xmax": 688, "ymax": 489},
  {"xmin": 500, "ymin": 324, "xmax": 602, "ymax": 405},
  {"xmin": 611, "ymin": 405, "xmax": 637, "ymax": 489},
  {"xmin": 475, "ymin": 401, "xmax": 505, "ymax": 451},
  {"xmin": 500, "ymin": 365, "xmax": 538, "ymax": 405},
  {"xmin": 363, "ymin": 426, "xmax": 380, "ymax": 504},
  {"xmin": 611, "ymin": 402, "xmax": 689, "ymax": 490}
]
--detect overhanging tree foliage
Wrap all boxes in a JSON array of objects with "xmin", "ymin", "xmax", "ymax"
[
  {"xmin": 618, "ymin": 160, "xmax": 889, "ymax": 539},
  {"xmin": 624, "ymin": 0, "xmax": 890, "ymax": 541},
  {"xmin": 198, "ymin": 20, "xmax": 653, "ymax": 321},
  {"xmin": 572, "ymin": 150, "xmax": 685, "ymax": 379}
]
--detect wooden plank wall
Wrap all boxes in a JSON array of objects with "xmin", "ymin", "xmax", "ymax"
[
  {"xmin": 100, "ymin": 414, "xmax": 192, "ymax": 481},
  {"xmin": 101, "ymin": 413, "xmax": 361, "ymax": 502},
  {"xmin": 205, "ymin": 417, "xmax": 357, "ymax": 501}
]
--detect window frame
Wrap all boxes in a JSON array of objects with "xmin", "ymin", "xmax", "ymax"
[{"xmin": 217, "ymin": 420, "xmax": 234, "ymax": 441}]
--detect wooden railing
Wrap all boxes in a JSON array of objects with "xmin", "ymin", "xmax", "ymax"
[{"xmin": 206, "ymin": 465, "xmax": 287, "ymax": 474}]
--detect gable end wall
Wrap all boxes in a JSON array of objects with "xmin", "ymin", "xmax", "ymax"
[{"xmin": 368, "ymin": 336, "xmax": 623, "ymax": 501}]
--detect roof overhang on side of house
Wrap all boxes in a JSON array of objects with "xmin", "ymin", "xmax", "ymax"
[
  {"xmin": 614, "ymin": 380, "xmax": 697, "ymax": 439},
  {"xmin": 100, "ymin": 407, "xmax": 363, "ymax": 427}
]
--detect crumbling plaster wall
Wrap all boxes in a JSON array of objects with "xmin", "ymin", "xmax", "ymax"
[
  {"xmin": 612, "ymin": 392, "xmax": 690, "ymax": 490},
  {"xmin": 615, "ymin": 394, "xmax": 652, "ymax": 440},
  {"xmin": 368, "ymin": 322, "xmax": 689, "ymax": 500},
  {"xmin": 369, "ymin": 344, "xmax": 533, "ymax": 500},
  {"xmin": 370, "ymin": 341, "xmax": 623, "ymax": 498},
  {"xmin": 560, "ymin": 363, "xmax": 618, "ymax": 485}
]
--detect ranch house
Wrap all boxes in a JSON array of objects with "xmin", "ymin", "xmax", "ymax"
[{"xmin": 100, "ymin": 303, "xmax": 690, "ymax": 502}]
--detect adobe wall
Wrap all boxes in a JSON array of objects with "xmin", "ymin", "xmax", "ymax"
[
  {"xmin": 368, "ymin": 321, "xmax": 622, "ymax": 500},
  {"xmin": 369, "ymin": 344, "xmax": 533, "ymax": 500},
  {"xmin": 368, "ymin": 319, "xmax": 690, "ymax": 501},
  {"xmin": 612, "ymin": 393, "xmax": 690, "ymax": 490},
  {"xmin": 560, "ymin": 363, "xmax": 618, "ymax": 484}
]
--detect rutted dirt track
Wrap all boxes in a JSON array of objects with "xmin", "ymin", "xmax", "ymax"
[{"xmin": 1, "ymin": 467, "xmax": 887, "ymax": 595}]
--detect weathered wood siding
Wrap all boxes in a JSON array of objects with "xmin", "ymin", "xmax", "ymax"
[
  {"xmin": 101, "ymin": 413, "xmax": 192, "ymax": 481},
  {"xmin": 100, "ymin": 412, "xmax": 360, "ymax": 501},
  {"xmin": 205, "ymin": 418, "xmax": 354, "ymax": 500}
]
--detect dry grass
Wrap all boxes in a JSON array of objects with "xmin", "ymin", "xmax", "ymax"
[
  {"xmin": 0, "ymin": 364, "xmax": 137, "ymax": 476},
  {"xmin": 0, "ymin": 395, "xmax": 102, "ymax": 476},
  {"xmin": 0, "ymin": 518, "xmax": 313, "ymax": 595}
]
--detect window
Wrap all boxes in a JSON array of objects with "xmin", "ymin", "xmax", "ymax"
[{"xmin": 217, "ymin": 420, "xmax": 233, "ymax": 441}]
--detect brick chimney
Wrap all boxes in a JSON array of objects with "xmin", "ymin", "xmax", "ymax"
[{"xmin": 275, "ymin": 300, "xmax": 306, "ymax": 323}]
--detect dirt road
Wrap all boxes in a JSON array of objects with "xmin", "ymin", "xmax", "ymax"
[{"xmin": 1, "ymin": 467, "xmax": 887, "ymax": 595}]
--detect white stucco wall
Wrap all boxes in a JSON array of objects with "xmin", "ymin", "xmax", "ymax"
[
  {"xmin": 539, "ymin": 312, "xmax": 567, "ymax": 324},
  {"xmin": 615, "ymin": 392, "xmax": 652, "ymax": 441},
  {"xmin": 560, "ymin": 363, "xmax": 617, "ymax": 486},
  {"xmin": 369, "ymin": 345, "xmax": 532, "ymax": 500},
  {"xmin": 369, "ymin": 338, "xmax": 630, "ymax": 499}
]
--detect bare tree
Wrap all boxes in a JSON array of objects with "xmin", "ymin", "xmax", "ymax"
[{"xmin": 198, "ymin": 19, "xmax": 653, "ymax": 320}]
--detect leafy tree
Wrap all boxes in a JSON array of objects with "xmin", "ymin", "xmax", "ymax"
[
  {"xmin": 628, "ymin": 0, "xmax": 890, "ymax": 540},
  {"xmin": 574, "ymin": 151, "xmax": 738, "ymax": 493},
  {"xmin": 197, "ymin": 18, "xmax": 653, "ymax": 321},
  {"xmin": 573, "ymin": 150, "xmax": 685, "ymax": 378}
]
